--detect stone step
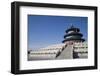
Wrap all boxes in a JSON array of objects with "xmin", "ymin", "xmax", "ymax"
[{"xmin": 56, "ymin": 45, "xmax": 73, "ymax": 59}]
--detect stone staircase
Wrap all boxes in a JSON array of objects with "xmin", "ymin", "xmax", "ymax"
[{"xmin": 56, "ymin": 44, "xmax": 73, "ymax": 59}]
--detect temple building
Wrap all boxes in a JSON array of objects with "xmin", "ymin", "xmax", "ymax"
[
  {"xmin": 28, "ymin": 25, "xmax": 88, "ymax": 60},
  {"xmin": 62, "ymin": 25, "xmax": 85, "ymax": 44}
]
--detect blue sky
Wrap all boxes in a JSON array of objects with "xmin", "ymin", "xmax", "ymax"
[{"xmin": 28, "ymin": 15, "xmax": 88, "ymax": 50}]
